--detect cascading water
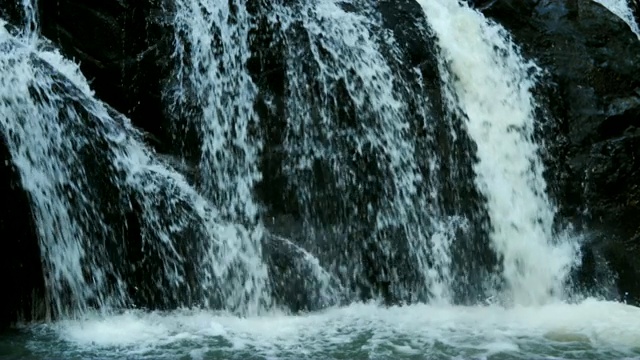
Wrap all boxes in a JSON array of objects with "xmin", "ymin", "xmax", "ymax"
[
  {"xmin": 274, "ymin": 1, "xmax": 428, "ymax": 300},
  {"xmin": 594, "ymin": 0, "xmax": 640, "ymax": 39},
  {"xmin": 2, "ymin": 0, "xmax": 580, "ymax": 314},
  {"xmin": 169, "ymin": 0, "xmax": 272, "ymax": 314},
  {"xmin": 3, "ymin": 0, "xmax": 640, "ymax": 358},
  {"xmin": 268, "ymin": 0, "xmax": 464, "ymax": 303},
  {"xmin": 0, "ymin": 17, "xmax": 271, "ymax": 317},
  {"xmin": 0, "ymin": 27, "xmax": 129, "ymax": 316},
  {"xmin": 418, "ymin": 0, "xmax": 579, "ymax": 305},
  {"xmin": 18, "ymin": 0, "xmax": 37, "ymax": 36}
]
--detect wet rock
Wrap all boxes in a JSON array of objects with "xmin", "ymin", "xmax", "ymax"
[
  {"xmin": 36, "ymin": 0, "xmax": 175, "ymax": 153},
  {"xmin": 482, "ymin": 0, "xmax": 640, "ymax": 304},
  {"xmin": 0, "ymin": 137, "xmax": 47, "ymax": 327},
  {"xmin": 262, "ymin": 230, "xmax": 344, "ymax": 313}
]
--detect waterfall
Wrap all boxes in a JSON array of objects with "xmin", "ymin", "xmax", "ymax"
[
  {"xmin": 0, "ymin": 19, "xmax": 271, "ymax": 317},
  {"xmin": 0, "ymin": 27, "xmax": 127, "ymax": 315},
  {"xmin": 19, "ymin": 0, "xmax": 38, "ymax": 36},
  {"xmin": 594, "ymin": 0, "xmax": 640, "ymax": 39},
  {"xmin": 418, "ymin": 0, "xmax": 579, "ymax": 305},
  {"xmin": 1, "ymin": 0, "xmax": 592, "ymax": 319},
  {"xmin": 268, "ymin": 0, "xmax": 469, "ymax": 303},
  {"xmin": 169, "ymin": 0, "xmax": 272, "ymax": 314}
]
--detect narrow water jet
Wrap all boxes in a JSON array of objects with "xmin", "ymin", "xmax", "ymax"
[{"xmin": 418, "ymin": 0, "xmax": 580, "ymax": 306}]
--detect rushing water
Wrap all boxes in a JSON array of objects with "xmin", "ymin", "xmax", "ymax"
[
  {"xmin": 169, "ymin": 0, "xmax": 272, "ymax": 314},
  {"xmin": 0, "ymin": 0, "xmax": 638, "ymax": 358},
  {"xmin": 419, "ymin": 0, "xmax": 579, "ymax": 306},
  {"xmin": 2, "ymin": 301, "xmax": 640, "ymax": 359},
  {"xmin": 594, "ymin": 0, "xmax": 640, "ymax": 39}
]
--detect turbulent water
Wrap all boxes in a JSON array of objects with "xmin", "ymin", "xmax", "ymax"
[
  {"xmin": 419, "ymin": 0, "xmax": 579, "ymax": 306},
  {"xmin": 1, "ymin": 0, "xmax": 638, "ymax": 358},
  {"xmin": 3, "ymin": 301, "xmax": 640, "ymax": 359},
  {"xmin": 594, "ymin": 0, "xmax": 640, "ymax": 39}
]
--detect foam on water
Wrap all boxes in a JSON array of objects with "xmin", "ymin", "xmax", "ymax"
[
  {"xmin": 593, "ymin": 0, "xmax": 640, "ymax": 39},
  {"xmin": 22, "ymin": 300, "xmax": 640, "ymax": 359}
]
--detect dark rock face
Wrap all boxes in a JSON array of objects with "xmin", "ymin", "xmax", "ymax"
[
  {"xmin": 37, "ymin": 0, "xmax": 175, "ymax": 152},
  {"xmin": 0, "ymin": 137, "xmax": 46, "ymax": 327},
  {"xmin": 631, "ymin": 0, "xmax": 640, "ymax": 29},
  {"xmin": 0, "ymin": 1, "xmax": 22, "ymax": 27},
  {"xmin": 482, "ymin": 0, "xmax": 640, "ymax": 304}
]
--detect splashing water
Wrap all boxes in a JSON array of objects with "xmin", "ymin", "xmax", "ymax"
[
  {"xmin": 594, "ymin": 0, "xmax": 640, "ymax": 39},
  {"xmin": 169, "ymin": 0, "xmax": 272, "ymax": 315},
  {"xmin": 268, "ymin": 0, "xmax": 469, "ymax": 304},
  {"xmin": 418, "ymin": 0, "xmax": 580, "ymax": 305},
  {"xmin": 5, "ymin": 300, "xmax": 640, "ymax": 359}
]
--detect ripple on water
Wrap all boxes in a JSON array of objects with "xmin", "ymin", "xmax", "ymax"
[{"xmin": 1, "ymin": 299, "xmax": 639, "ymax": 359}]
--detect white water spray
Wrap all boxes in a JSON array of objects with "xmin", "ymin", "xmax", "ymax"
[
  {"xmin": 594, "ymin": 0, "xmax": 640, "ymax": 39},
  {"xmin": 0, "ymin": 20, "xmax": 276, "ymax": 316},
  {"xmin": 170, "ymin": 0, "xmax": 271, "ymax": 314},
  {"xmin": 418, "ymin": 0, "xmax": 579, "ymax": 305},
  {"xmin": 0, "ymin": 27, "xmax": 128, "ymax": 315},
  {"xmin": 270, "ymin": 0, "xmax": 460, "ymax": 302}
]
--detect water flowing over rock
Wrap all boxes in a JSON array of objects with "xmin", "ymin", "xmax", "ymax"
[
  {"xmin": 420, "ymin": 0, "xmax": 579, "ymax": 306},
  {"xmin": 480, "ymin": 0, "xmax": 640, "ymax": 305},
  {"xmin": 0, "ymin": 0, "xmax": 640, "ymax": 329}
]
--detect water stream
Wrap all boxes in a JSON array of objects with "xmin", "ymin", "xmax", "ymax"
[{"xmin": 0, "ymin": 0, "xmax": 637, "ymax": 358}]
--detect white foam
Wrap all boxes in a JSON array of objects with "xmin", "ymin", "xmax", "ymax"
[
  {"xmin": 42, "ymin": 300, "xmax": 640, "ymax": 358},
  {"xmin": 593, "ymin": 0, "xmax": 640, "ymax": 39},
  {"xmin": 418, "ymin": 0, "xmax": 580, "ymax": 305}
]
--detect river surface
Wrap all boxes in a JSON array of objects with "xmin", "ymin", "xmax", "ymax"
[{"xmin": 2, "ymin": 299, "xmax": 640, "ymax": 359}]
